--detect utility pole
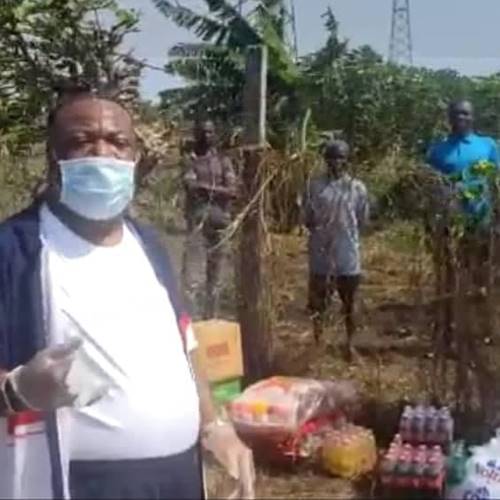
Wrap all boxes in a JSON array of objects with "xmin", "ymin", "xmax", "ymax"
[
  {"xmin": 289, "ymin": 0, "xmax": 299, "ymax": 60},
  {"xmin": 389, "ymin": 0, "xmax": 413, "ymax": 65},
  {"xmin": 238, "ymin": 45, "xmax": 272, "ymax": 384}
]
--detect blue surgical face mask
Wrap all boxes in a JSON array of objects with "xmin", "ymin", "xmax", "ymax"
[{"xmin": 58, "ymin": 156, "xmax": 136, "ymax": 221}]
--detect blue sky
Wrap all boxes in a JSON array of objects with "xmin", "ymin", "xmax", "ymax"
[{"xmin": 118, "ymin": 0, "xmax": 500, "ymax": 100}]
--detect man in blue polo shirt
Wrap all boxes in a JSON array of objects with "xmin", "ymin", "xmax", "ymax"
[
  {"xmin": 426, "ymin": 99, "xmax": 499, "ymax": 348},
  {"xmin": 428, "ymin": 100, "xmax": 498, "ymax": 177},
  {"xmin": 428, "ymin": 99, "xmax": 498, "ymax": 222}
]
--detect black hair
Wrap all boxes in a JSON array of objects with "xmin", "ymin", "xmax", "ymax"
[
  {"xmin": 47, "ymin": 81, "xmax": 129, "ymax": 132},
  {"xmin": 448, "ymin": 99, "xmax": 474, "ymax": 115},
  {"xmin": 193, "ymin": 118, "xmax": 215, "ymax": 132},
  {"xmin": 323, "ymin": 139, "xmax": 350, "ymax": 156}
]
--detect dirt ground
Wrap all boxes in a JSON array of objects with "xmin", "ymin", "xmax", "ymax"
[{"xmin": 165, "ymin": 221, "xmax": 442, "ymax": 499}]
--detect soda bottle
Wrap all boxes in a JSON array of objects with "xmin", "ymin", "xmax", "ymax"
[
  {"xmin": 431, "ymin": 445, "xmax": 443, "ymax": 467},
  {"xmin": 400, "ymin": 407, "xmax": 412, "ymax": 442},
  {"xmin": 396, "ymin": 452, "xmax": 412, "ymax": 488},
  {"xmin": 424, "ymin": 456, "xmax": 440, "ymax": 484},
  {"xmin": 380, "ymin": 452, "xmax": 396, "ymax": 485},
  {"xmin": 412, "ymin": 450, "xmax": 426, "ymax": 490},
  {"xmin": 418, "ymin": 445, "xmax": 428, "ymax": 459},
  {"xmin": 403, "ymin": 443, "xmax": 413, "ymax": 455}
]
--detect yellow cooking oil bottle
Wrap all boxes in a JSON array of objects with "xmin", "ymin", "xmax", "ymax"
[{"xmin": 321, "ymin": 424, "xmax": 377, "ymax": 478}]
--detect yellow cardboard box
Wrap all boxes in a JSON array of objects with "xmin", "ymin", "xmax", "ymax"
[{"xmin": 193, "ymin": 320, "xmax": 244, "ymax": 383}]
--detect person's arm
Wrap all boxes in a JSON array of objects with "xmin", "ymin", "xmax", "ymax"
[
  {"xmin": 302, "ymin": 180, "xmax": 315, "ymax": 230},
  {"xmin": 182, "ymin": 156, "xmax": 200, "ymax": 193},
  {"xmin": 489, "ymin": 139, "xmax": 499, "ymax": 167},
  {"xmin": 0, "ymin": 291, "xmax": 13, "ymax": 416},
  {"xmin": 183, "ymin": 156, "xmax": 237, "ymax": 199},
  {"xmin": 0, "ymin": 340, "xmax": 82, "ymax": 416},
  {"xmin": 188, "ymin": 341, "xmax": 255, "ymax": 497},
  {"xmin": 356, "ymin": 183, "xmax": 370, "ymax": 231},
  {"xmin": 0, "ymin": 371, "xmax": 9, "ymax": 416},
  {"xmin": 426, "ymin": 142, "xmax": 435, "ymax": 166},
  {"xmin": 221, "ymin": 156, "xmax": 238, "ymax": 199}
]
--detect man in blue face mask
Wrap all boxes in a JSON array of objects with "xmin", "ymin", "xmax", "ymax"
[{"xmin": 0, "ymin": 88, "xmax": 254, "ymax": 499}]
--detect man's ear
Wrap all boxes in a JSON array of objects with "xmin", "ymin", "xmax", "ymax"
[
  {"xmin": 46, "ymin": 144, "xmax": 61, "ymax": 189},
  {"xmin": 135, "ymin": 150, "xmax": 142, "ymax": 165}
]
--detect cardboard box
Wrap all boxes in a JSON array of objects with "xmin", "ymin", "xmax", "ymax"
[{"xmin": 193, "ymin": 320, "xmax": 244, "ymax": 383}]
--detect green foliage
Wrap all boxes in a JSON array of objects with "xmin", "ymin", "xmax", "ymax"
[
  {"xmin": 0, "ymin": 0, "xmax": 143, "ymax": 221},
  {"xmin": 155, "ymin": 0, "xmax": 301, "ymax": 143},
  {"xmin": 0, "ymin": 0, "xmax": 141, "ymax": 155}
]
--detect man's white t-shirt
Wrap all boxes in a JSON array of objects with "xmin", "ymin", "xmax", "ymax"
[{"xmin": 39, "ymin": 205, "xmax": 200, "ymax": 460}]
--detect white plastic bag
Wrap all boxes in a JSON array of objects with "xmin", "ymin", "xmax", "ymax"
[{"xmin": 446, "ymin": 434, "xmax": 500, "ymax": 500}]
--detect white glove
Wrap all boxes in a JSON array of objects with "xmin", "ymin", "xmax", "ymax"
[{"xmin": 8, "ymin": 338, "xmax": 83, "ymax": 411}]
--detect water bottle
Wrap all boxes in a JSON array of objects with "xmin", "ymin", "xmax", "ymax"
[
  {"xmin": 440, "ymin": 407, "xmax": 452, "ymax": 441},
  {"xmin": 414, "ymin": 409, "xmax": 425, "ymax": 443},
  {"xmin": 425, "ymin": 407, "xmax": 438, "ymax": 443},
  {"xmin": 437, "ymin": 409, "xmax": 448, "ymax": 444}
]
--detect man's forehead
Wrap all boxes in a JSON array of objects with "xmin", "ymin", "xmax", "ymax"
[{"xmin": 55, "ymin": 97, "xmax": 133, "ymax": 131}]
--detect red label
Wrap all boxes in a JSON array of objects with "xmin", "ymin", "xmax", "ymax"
[
  {"xmin": 7, "ymin": 411, "xmax": 44, "ymax": 436},
  {"xmin": 206, "ymin": 342, "xmax": 230, "ymax": 358}
]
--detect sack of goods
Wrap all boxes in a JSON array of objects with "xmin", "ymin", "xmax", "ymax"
[{"xmin": 228, "ymin": 376, "xmax": 358, "ymax": 464}]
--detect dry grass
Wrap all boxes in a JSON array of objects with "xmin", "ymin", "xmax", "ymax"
[{"xmin": 203, "ymin": 222, "xmax": 438, "ymax": 498}]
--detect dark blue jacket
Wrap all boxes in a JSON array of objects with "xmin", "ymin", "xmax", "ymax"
[{"xmin": 0, "ymin": 203, "xmax": 189, "ymax": 498}]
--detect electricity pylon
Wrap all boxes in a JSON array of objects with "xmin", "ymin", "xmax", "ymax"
[{"xmin": 389, "ymin": 0, "xmax": 413, "ymax": 65}]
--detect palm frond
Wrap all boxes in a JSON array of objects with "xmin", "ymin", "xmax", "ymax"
[
  {"xmin": 251, "ymin": 9, "xmax": 299, "ymax": 84},
  {"xmin": 153, "ymin": 0, "xmax": 259, "ymax": 47},
  {"xmin": 168, "ymin": 42, "xmax": 225, "ymax": 58},
  {"xmin": 166, "ymin": 46, "xmax": 244, "ymax": 85},
  {"xmin": 152, "ymin": 0, "xmax": 227, "ymax": 42}
]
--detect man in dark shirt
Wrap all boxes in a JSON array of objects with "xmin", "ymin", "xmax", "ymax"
[{"xmin": 182, "ymin": 120, "xmax": 238, "ymax": 319}]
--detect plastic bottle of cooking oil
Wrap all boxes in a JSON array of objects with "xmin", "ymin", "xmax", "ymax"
[{"xmin": 322, "ymin": 425, "xmax": 376, "ymax": 478}]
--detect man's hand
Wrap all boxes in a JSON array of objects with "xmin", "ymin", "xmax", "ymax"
[
  {"xmin": 202, "ymin": 421, "xmax": 255, "ymax": 499},
  {"xmin": 8, "ymin": 338, "xmax": 83, "ymax": 411}
]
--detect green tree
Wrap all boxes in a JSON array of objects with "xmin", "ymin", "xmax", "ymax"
[
  {"xmin": 154, "ymin": 0, "xmax": 303, "ymax": 147},
  {"xmin": 0, "ymin": 0, "xmax": 141, "ymax": 155}
]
